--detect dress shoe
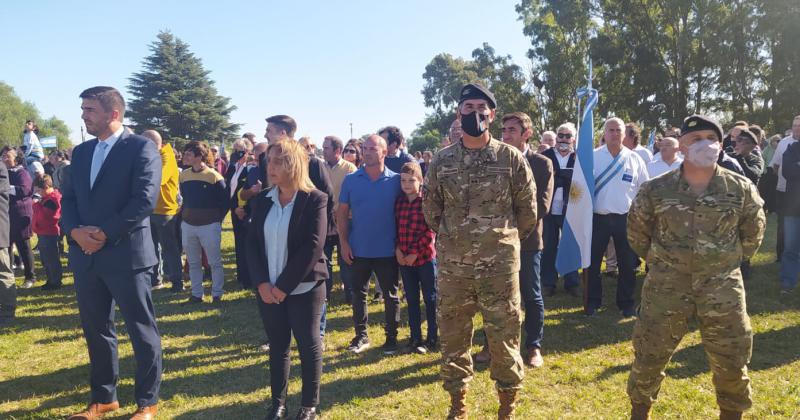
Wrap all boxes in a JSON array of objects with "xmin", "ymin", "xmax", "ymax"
[
  {"xmin": 473, "ymin": 346, "xmax": 491, "ymax": 363},
  {"xmin": 524, "ymin": 347, "xmax": 544, "ymax": 368},
  {"xmin": 130, "ymin": 404, "xmax": 158, "ymax": 420},
  {"xmin": 67, "ymin": 401, "xmax": 120, "ymax": 420},
  {"xmin": 265, "ymin": 403, "xmax": 286, "ymax": 420},
  {"xmin": 294, "ymin": 407, "xmax": 316, "ymax": 420}
]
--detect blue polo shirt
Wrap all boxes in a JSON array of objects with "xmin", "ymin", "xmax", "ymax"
[{"xmin": 339, "ymin": 166, "xmax": 401, "ymax": 258}]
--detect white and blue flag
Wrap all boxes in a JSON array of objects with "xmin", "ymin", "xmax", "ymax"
[{"xmin": 555, "ymin": 72, "xmax": 597, "ymax": 274}]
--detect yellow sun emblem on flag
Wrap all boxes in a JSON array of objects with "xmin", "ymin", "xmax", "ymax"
[{"xmin": 569, "ymin": 182, "xmax": 584, "ymax": 201}]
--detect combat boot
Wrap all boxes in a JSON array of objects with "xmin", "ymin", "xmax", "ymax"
[
  {"xmin": 497, "ymin": 389, "xmax": 518, "ymax": 420},
  {"xmin": 719, "ymin": 409, "xmax": 743, "ymax": 420},
  {"xmin": 630, "ymin": 402, "xmax": 651, "ymax": 420},
  {"xmin": 447, "ymin": 389, "xmax": 468, "ymax": 420}
]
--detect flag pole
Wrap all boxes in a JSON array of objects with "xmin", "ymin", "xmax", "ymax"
[{"xmin": 580, "ymin": 60, "xmax": 593, "ymax": 313}]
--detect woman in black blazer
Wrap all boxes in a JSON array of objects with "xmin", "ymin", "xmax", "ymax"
[{"xmin": 246, "ymin": 140, "xmax": 328, "ymax": 420}]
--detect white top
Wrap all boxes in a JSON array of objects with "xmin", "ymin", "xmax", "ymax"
[
  {"xmin": 550, "ymin": 152, "xmax": 572, "ymax": 216},
  {"xmin": 770, "ymin": 136, "xmax": 799, "ymax": 192},
  {"xmin": 647, "ymin": 157, "xmax": 683, "ymax": 178},
  {"xmin": 229, "ymin": 162, "xmax": 245, "ymax": 198},
  {"xmin": 633, "ymin": 144, "xmax": 653, "ymax": 164},
  {"xmin": 23, "ymin": 131, "xmax": 43, "ymax": 158},
  {"xmin": 593, "ymin": 146, "xmax": 649, "ymax": 215},
  {"xmin": 264, "ymin": 187, "xmax": 314, "ymax": 295}
]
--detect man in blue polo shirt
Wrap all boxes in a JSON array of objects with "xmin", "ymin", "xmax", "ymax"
[{"xmin": 337, "ymin": 134, "xmax": 402, "ymax": 355}]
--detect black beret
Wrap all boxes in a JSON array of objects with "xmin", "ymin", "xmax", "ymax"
[
  {"xmin": 737, "ymin": 128, "xmax": 757, "ymax": 144},
  {"xmin": 459, "ymin": 83, "xmax": 497, "ymax": 109},
  {"xmin": 681, "ymin": 114, "xmax": 723, "ymax": 142}
]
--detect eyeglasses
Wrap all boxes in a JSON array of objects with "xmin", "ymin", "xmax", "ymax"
[
  {"xmin": 344, "ymin": 149, "xmax": 356, "ymax": 154},
  {"xmin": 556, "ymin": 133, "xmax": 573, "ymax": 139}
]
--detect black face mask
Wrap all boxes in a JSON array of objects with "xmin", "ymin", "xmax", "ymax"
[
  {"xmin": 231, "ymin": 150, "xmax": 245, "ymax": 162},
  {"xmin": 460, "ymin": 111, "xmax": 490, "ymax": 137}
]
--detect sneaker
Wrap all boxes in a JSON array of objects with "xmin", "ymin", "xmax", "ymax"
[
  {"xmin": 21, "ymin": 280, "xmax": 35, "ymax": 289},
  {"xmin": 151, "ymin": 281, "xmax": 165, "ymax": 290},
  {"xmin": 406, "ymin": 339, "xmax": 427, "ymax": 354},
  {"xmin": 40, "ymin": 283, "xmax": 62, "ymax": 291},
  {"xmin": 259, "ymin": 341, "xmax": 270, "ymax": 352},
  {"xmin": 182, "ymin": 296, "xmax": 203, "ymax": 305},
  {"xmin": 382, "ymin": 337, "xmax": 399, "ymax": 355},
  {"xmin": 780, "ymin": 288, "xmax": 794, "ymax": 295},
  {"xmin": 347, "ymin": 335, "xmax": 370, "ymax": 354}
]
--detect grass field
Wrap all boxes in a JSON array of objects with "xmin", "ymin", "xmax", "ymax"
[{"xmin": 1, "ymin": 214, "xmax": 798, "ymax": 419}]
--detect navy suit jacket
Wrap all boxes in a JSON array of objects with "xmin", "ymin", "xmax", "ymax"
[{"xmin": 61, "ymin": 130, "xmax": 161, "ymax": 273}]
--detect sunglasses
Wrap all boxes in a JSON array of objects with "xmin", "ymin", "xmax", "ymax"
[
  {"xmin": 556, "ymin": 133, "xmax": 573, "ymax": 139},
  {"xmin": 344, "ymin": 149, "xmax": 356, "ymax": 154}
]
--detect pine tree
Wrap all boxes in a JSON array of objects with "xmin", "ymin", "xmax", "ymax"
[{"xmin": 127, "ymin": 31, "xmax": 240, "ymax": 145}]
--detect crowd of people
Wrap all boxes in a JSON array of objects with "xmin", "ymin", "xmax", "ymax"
[{"xmin": 0, "ymin": 83, "xmax": 796, "ymax": 420}]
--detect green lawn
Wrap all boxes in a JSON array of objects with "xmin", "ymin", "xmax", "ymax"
[{"xmin": 1, "ymin": 214, "xmax": 798, "ymax": 419}]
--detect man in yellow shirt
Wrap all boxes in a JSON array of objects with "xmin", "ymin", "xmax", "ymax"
[
  {"xmin": 322, "ymin": 135, "xmax": 357, "ymax": 303},
  {"xmin": 142, "ymin": 130, "xmax": 182, "ymax": 292}
]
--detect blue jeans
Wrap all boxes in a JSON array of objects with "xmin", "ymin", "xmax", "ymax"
[
  {"xmin": 520, "ymin": 250, "xmax": 544, "ymax": 349},
  {"xmin": 541, "ymin": 214, "xmax": 579, "ymax": 289},
  {"xmin": 399, "ymin": 260, "xmax": 438, "ymax": 342},
  {"xmin": 780, "ymin": 216, "xmax": 800, "ymax": 291}
]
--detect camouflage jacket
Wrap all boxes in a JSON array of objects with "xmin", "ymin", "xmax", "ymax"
[
  {"xmin": 627, "ymin": 165, "xmax": 765, "ymax": 275},
  {"xmin": 423, "ymin": 138, "xmax": 537, "ymax": 277}
]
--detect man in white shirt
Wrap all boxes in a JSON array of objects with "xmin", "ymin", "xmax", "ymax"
[
  {"xmin": 624, "ymin": 122, "xmax": 654, "ymax": 164},
  {"xmin": 770, "ymin": 115, "xmax": 800, "ymax": 262},
  {"xmin": 587, "ymin": 117, "xmax": 649, "ymax": 317},
  {"xmin": 646, "ymin": 137, "xmax": 682, "ymax": 178}
]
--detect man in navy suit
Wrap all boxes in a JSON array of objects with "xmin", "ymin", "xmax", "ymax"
[{"xmin": 62, "ymin": 86, "xmax": 162, "ymax": 420}]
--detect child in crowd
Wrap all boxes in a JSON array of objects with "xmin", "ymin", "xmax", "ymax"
[
  {"xmin": 32, "ymin": 174, "xmax": 62, "ymax": 290},
  {"xmin": 395, "ymin": 161, "xmax": 438, "ymax": 354}
]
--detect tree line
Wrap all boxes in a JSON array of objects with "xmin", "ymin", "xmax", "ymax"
[{"xmin": 408, "ymin": 0, "xmax": 800, "ymax": 152}]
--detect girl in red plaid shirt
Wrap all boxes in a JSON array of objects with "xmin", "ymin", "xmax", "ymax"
[{"xmin": 395, "ymin": 162, "xmax": 438, "ymax": 354}]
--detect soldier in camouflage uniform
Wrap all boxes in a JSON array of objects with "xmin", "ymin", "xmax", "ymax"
[
  {"xmin": 626, "ymin": 115, "xmax": 766, "ymax": 420},
  {"xmin": 423, "ymin": 83, "xmax": 537, "ymax": 420}
]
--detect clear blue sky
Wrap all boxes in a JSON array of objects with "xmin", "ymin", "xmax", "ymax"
[{"xmin": 1, "ymin": 0, "xmax": 532, "ymax": 145}]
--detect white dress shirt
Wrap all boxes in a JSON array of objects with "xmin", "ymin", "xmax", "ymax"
[
  {"xmin": 647, "ymin": 156, "xmax": 683, "ymax": 178},
  {"xmin": 633, "ymin": 144, "xmax": 654, "ymax": 164},
  {"xmin": 264, "ymin": 188, "xmax": 314, "ymax": 295},
  {"xmin": 770, "ymin": 136, "xmax": 799, "ymax": 192},
  {"xmin": 593, "ymin": 145, "xmax": 649, "ymax": 215},
  {"xmin": 550, "ymin": 152, "xmax": 572, "ymax": 216},
  {"xmin": 229, "ymin": 162, "xmax": 245, "ymax": 198}
]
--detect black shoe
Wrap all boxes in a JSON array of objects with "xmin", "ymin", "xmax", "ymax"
[
  {"xmin": 622, "ymin": 307, "xmax": 637, "ymax": 318},
  {"xmin": 265, "ymin": 403, "xmax": 286, "ymax": 420},
  {"xmin": 406, "ymin": 339, "xmax": 427, "ymax": 354},
  {"xmin": 294, "ymin": 407, "xmax": 316, "ymax": 420},
  {"xmin": 171, "ymin": 283, "xmax": 185, "ymax": 293},
  {"xmin": 425, "ymin": 337, "xmax": 439, "ymax": 352},
  {"xmin": 347, "ymin": 335, "xmax": 370, "ymax": 353},
  {"xmin": 40, "ymin": 283, "xmax": 62, "ymax": 291},
  {"xmin": 544, "ymin": 286, "xmax": 556, "ymax": 297},
  {"xmin": 382, "ymin": 337, "xmax": 399, "ymax": 355},
  {"xmin": 182, "ymin": 296, "xmax": 203, "ymax": 305}
]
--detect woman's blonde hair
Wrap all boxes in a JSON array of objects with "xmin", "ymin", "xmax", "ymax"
[{"xmin": 267, "ymin": 140, "xmax": 315, "ymax": 192}]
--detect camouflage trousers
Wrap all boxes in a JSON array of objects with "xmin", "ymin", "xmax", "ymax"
[
  {"xmin": 438, "ymin": 271, "xmax": 524, "ymax": 394},
  {"xmin": 627, "ymin": 269, "xmax": 753, "ymax": 412}
]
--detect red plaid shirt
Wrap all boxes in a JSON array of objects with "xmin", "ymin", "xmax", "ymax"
[{"xmin": 395, "ymin": 194, "xmax": 436, "ymax": 266}]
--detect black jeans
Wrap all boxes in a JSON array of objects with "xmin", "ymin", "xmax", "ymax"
[
  {"xmin": 257, "ymin": 282, "xmax": 325, "ymax": 408},
  {"xmin": 587, "ymin": 213, "xmax": 638, "ymax": 311},
  {"xmin": 350, "ymin": 257, "xmax": 400, "ymax": 339},
  {"xmin": 37, "ymin": 235, "xmax": 62, "ymax": 286},
  {"xmin": 12, "ymin": 238, "xmax": 34, "ymax": 281}
]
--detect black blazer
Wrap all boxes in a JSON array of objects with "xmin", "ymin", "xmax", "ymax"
[
  {"xmin": 61, "ymin": 130, "xmax": 161, "ymax": 272},
  {"xmin": 246, "ymin": 188, "xmax": 328, "ymax": 294},
  {"xmin": 224, "ymin": 161, "xmax": 251, "ymax": 211}
]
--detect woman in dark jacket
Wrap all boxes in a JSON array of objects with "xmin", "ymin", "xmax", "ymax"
[
  {"xmin": 2, "ymin": 147, "xmax": 35, "ymax": 288},
  {"xmin": 246, "ymin": 140, "xmax": 328, "ymax": 420},
  {"xmin": 780, "ymin": 141, "xmax": 800, "ymax": 293}
]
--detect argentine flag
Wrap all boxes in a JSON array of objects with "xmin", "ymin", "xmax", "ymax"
[{"xmin": 555, "ymin": 85, "xmax": 597, "ymax": 274}]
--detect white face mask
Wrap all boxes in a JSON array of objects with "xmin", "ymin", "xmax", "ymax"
[{"xmin": 686, "ymin": 139, "xmax": 720, "ymax": 168}]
